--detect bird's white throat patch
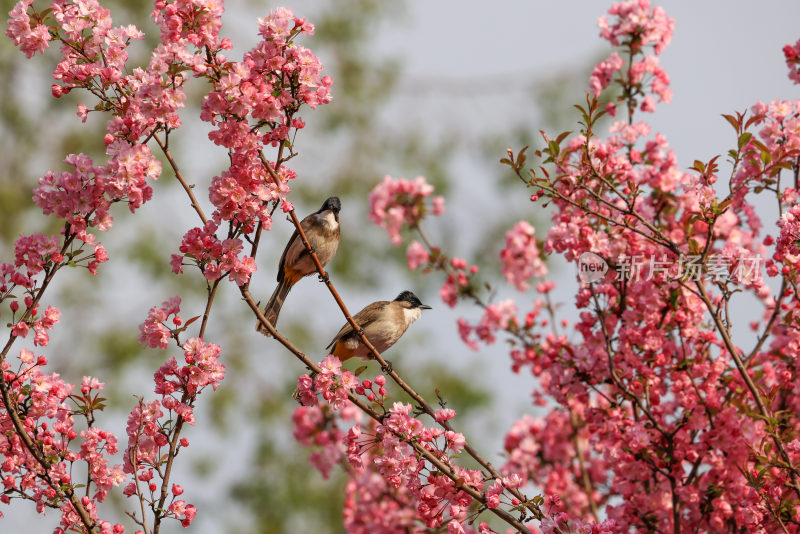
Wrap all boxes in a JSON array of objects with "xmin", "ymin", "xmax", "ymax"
[
  {"xmin": 402, "ymin": 307, "xmax": 422, "ymax": 326},
  {"xmin": 320, "ymin": 211, "xmax": 338, "ymax": 229}
]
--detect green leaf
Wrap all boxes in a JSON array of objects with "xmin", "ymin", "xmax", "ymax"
[{"xmin": 737, "ymin": 132, "xmax": 752, "ymax": 150}]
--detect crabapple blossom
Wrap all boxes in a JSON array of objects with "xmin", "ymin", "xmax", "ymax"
[
  {"xmin": 172, "ymin": 222, "xmax": 257, "ymax": 285},
  {"xmin": 406, "ymin": 240, "xmax": 430, "ymax": 270},
  {"xmin": 369, "ymin": 175, "xmax": 445, "ymax": 245},
  {"xmin": 588, "ymin": 52, "xmax": 623, "ymax": 96},
  {"xmin": 138, "ymin": 296, "xmax": 182, "ymax": 350},
  {"xmin": 5, "ymin": 0, "xmax": 50, "ymax": 58},
  {"xmin": 500, "ymin": 221, "xmax": 547, "ymax": 291},
  {"xmin": 784, "ymin": 38, "xmax": 800, "ymax": 84}
]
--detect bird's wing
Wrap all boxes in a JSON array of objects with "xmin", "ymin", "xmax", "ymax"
[
  {"xmin": 325, "ymin": 300, "xmax": 388, "ymax": 351},
  {"xmin": 276, "ymin": 215, "xmax": 315, "ymax": 282},
  {"xmin": 276, "ymin": 229, "xmax": 299, "ymax": 282}
]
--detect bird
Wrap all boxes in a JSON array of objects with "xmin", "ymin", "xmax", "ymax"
[
  {"xmin": 256, "ymin": 196, "xmax": 341, "ymax": 335},
  {"xmin": 326, "ymin": 290, "xmax": 431, "ymax": 362}
]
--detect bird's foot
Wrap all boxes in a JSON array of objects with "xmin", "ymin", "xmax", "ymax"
[{"xmin": 383, "ymin": 360, "xmax": 394, "ymax": 374}]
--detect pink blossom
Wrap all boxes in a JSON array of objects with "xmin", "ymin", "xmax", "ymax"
[
  {"xmin": 81, "ymin": 376, "xmax": 104, "ymax": 394},
  {"xmin": 784, "ymin": 38, "xmax": 800, "ymax": 84},
  {"xmin": 475, "ymin": 300, "xmax": 517, "ymax": 344},
  {"xmin": 500, "ymin": 221, "xmax": 547, "ymax": 291},
  {"xmin": 406, "ymin": 240, "xmax": 430, "ymax": 270},
  {"xmin": 589, "ymin": 52, "xmax": 624, "ymax": 96},
  {"xmin": 6, "ymin": 0, "xmax": 51, "ymax": 58},
  {"xmin": 369, "ymin": 175, "xmax": 442, "ymax": 245},
  {"xmin": 11, "ymin": 321, "xmax": 29, "ymax": 338},
  {"xmin": 14, "ymin": 233, "xmax": 60, "ymax": 276},
  {"xmin": 457, "ymin": 318, "xmax": 478, "ymax": 351},
  {"xmin": 598, "ymin": 0, "xmax": 674, "ymax": 54},
  {"xmin": 435, "ymin": 408, "xmax": 456, "ymax": 422}
]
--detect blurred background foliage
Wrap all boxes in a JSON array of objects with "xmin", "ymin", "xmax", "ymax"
[{"xmin": 0, "ymin": 0, "xmax": 597, "ymax": 531}]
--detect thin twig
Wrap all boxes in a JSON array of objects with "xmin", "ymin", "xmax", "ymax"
[{"xmin": 153, "ymin": 133, "xmax": 208, "ymax": 225}]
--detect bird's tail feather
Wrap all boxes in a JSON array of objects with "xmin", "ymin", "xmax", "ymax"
[{"xmin": 255, "ymin": 279, "xmax": 293, "ymax": 336}]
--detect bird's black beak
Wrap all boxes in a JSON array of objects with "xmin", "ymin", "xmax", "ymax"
[{"xmin": 420, "ymin": 304, "xmax": 432, "ymax": 310}]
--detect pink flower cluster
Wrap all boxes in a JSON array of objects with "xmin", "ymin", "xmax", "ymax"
[
  {"xmin": 0, "ymin": 351, "xmax": 125, "ymax": 531},
  {"xmin": 34, "ymin": 150, "xmax": 157, "ymax": 250},
  {"xmin": 784, "ymin": 38, "xmax": 800, "ymax": 84},
  {"xmin": 27, "ymin": 305, "xmax": 61, "ymax": 347},
  {"xmin": 503, "ymin": 412, "xmax": 604, "ymax": 516},
  {"xmin": 296, "ymin": 355, "xmax": 359, "ymax": 411},
  {"xmin": 292, "ymin": 402, "xmax": 359, "ymax": 480},
  {"xmin": 369, "ymin": 175, "xmax": 445, "ymax": 245},
  {"xmin": 293, "ymin": 357, "xmax": 366, "ymax": 478},
  {"xmin": 751, "ymin": 99, "xmax": 800, "ymax": 158},
  {"xmin": 201, "ymin": 7, "xmax": 331, "ymax": 229},
  {"xmin": 588, "ymin": 52, "xmax": 623, "ymax": 96},
  {"xmin": 406, "ymin": 240, "xmax": 430, "ymax": 270},
  {"xmin": 122, "ymin": 337, "xmax": 223, "ymax": 527},
  {"xmin": 492, "ymin": 6, "xmax": 800, "ymax": 530},
  {"xmin": 500, "ymin": 221, "xmax": 547, "ymax": 291},
  {"xmin": 293, "ymin": 356, "xmax": 518, "ymax": 532},
  {"xmin": 5, "ymin": 1, "xmax": 324, "ymax": 532},
  {"xmin": 591, "ymin": 0, "xmax": 673, "ymax": 111},
  {"xmin": 458, "ymin": 299, "xmax": 518, "ymax": 349},
  {"xmin": 171, "ymin": 222, "xmax": 257, "ymax": 285},
  {"xmin": 8, "ymin": 0, "xmax": 167, "ymax": 251},
  {"xmin": 439, "ymin": 257, "xmax": 479, "ymax": 308},
  {"xmin": 5, "ymin": 0, "xmax": 50, "ymax": 58},
  {"xmin": 138, "ymin": 296, "xmax": 182, "ymax": 350},
  {"xmin": 344, "ymin": 403, "xmax": 477, "ymax": 531},
  {"xmin": 5, "ymin": 236, "xmax": 63, "ymax": 343},
  {"xmin": 775, "ymin": 204, "xmax": 800, "ymax": 272},
  {"xmin": 13, "ymin": 233, "xmax": 60, "ymax": 276},
  {"xmin": 154, "ymin": 337, "xmax": 225, "ymax": 410},
  {"xmin": 597, "ymin": 0, "xmax": 674, "ymax": 53},
  {"xmin": 152, "ymin": 0, "xmax": 224, "ymax": 49},
  {"xmin": 208, "ymin": 162, "xmax": 297, "ymax": 234},
  {"xmin": 121, "ymin": 401, "xmax": 197, "ymax": 527}
]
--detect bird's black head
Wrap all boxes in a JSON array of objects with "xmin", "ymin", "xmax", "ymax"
[
  {"xmin": 320, "ymin": 196, "xmax": 341, "ymax": 214},
  {"xmin": 394, "ymin": 290, "xmax": 432, "ymax": 310}
]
